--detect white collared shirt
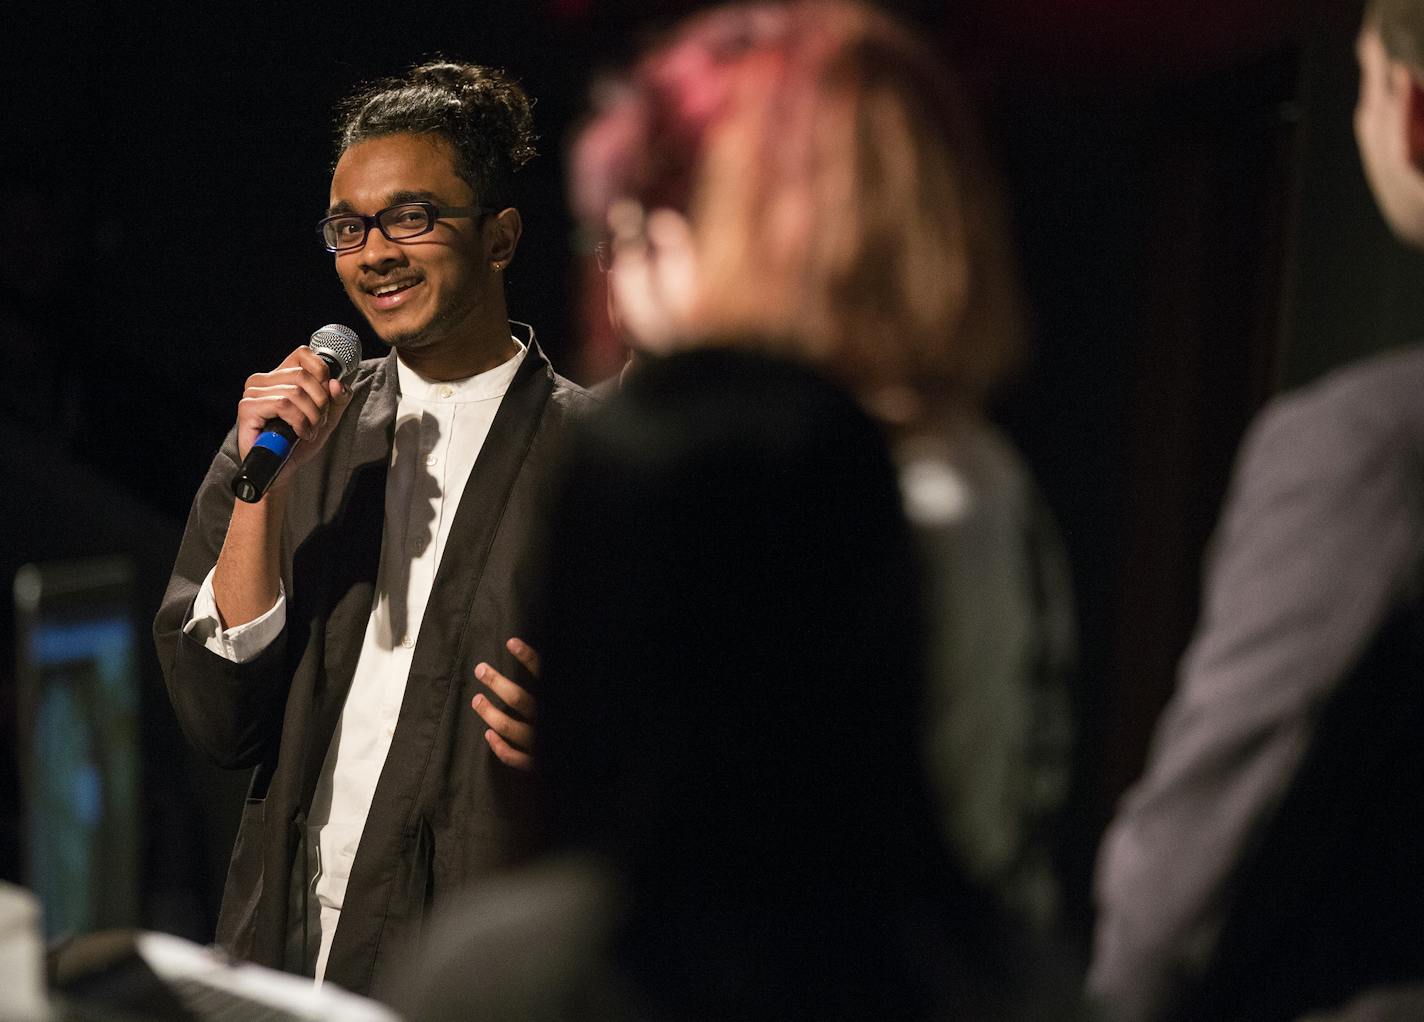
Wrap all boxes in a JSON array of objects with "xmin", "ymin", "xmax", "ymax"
[{"xmin": 185, "ymin": 338, "xmax": 524, "ymax": 982}]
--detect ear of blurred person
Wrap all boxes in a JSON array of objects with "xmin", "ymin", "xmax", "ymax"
[
  {"xmin": 603, "ymin": 200, "xmax": 701, "ymax": 354},
  {"xmin": 1354, "ymin": 18, "xmax": 1424, "ymax": 248}
]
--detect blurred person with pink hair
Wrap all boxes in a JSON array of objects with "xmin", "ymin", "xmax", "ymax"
[{"xmin": 571, "ymin": 0, "xmax": 1077, "ymax": 944}]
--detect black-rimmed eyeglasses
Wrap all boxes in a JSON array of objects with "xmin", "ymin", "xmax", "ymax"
[{"xmin": 317, "ymin": 202, "xmax": 494, "ymax": 253}]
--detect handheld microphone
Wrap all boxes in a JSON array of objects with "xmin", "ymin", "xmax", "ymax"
[{"xmin": 231, "ymin": 324, "xmax": 361, "ymax": 504}]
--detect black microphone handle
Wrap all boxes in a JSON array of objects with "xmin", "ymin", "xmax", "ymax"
[{"xmin": 231, "ymin": 352, "xmax": 342, "ymax": 504}]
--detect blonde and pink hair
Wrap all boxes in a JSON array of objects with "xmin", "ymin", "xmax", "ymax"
[{"xmin": 572, "ymin": 1, "xmax": 1025, "ymax": 410}]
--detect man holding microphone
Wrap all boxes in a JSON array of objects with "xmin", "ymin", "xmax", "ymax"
[{"xmin": 154, "ymin": 62, "xmax": 592, "ymax": 999}]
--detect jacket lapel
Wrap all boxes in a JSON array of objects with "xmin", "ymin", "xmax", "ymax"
[{"xmin": 294, "ymin": 352, "xmax": 399, "ymax": 808}]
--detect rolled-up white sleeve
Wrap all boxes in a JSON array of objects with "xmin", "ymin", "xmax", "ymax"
[{"xmin": 181, "ymin": 565, "xmax": 286, "ymax": 663}]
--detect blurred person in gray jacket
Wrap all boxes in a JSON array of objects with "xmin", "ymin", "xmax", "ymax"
[{"xmin": 1090, "ymin": 3, "xmax": 1424, "ymax": 1018}]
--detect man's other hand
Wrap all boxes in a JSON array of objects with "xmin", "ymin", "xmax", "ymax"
[{"xmin": 473, "ymin": 637, "xmax": 540, "ymax": 770}]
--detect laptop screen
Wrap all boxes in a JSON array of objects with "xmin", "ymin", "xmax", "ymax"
[{"xmin": 15, "ymin": 556, "xmax": 140, "ymax": 940}]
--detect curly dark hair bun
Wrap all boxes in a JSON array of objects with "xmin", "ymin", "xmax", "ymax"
[{"xmin": 336, "ymin": 60, "xmax": 538, "ymax": 209}]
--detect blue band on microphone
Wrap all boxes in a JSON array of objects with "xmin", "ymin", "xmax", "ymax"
[{"xmin": 253, "ymin": 431, "xmax": 293, "ymax": 459}]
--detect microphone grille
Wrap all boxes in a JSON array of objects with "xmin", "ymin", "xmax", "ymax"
[{"xmin": 308, "ymin": 324, "xmax": 361, "ymax": 381}]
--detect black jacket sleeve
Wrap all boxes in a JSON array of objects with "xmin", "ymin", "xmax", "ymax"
[{"xmin": 153, "ymin": 429, "xmax": 290, "ymax": 770}]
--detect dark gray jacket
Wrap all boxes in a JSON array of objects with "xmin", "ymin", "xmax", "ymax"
[{"xmin": 1090, "ymin": 345, "xmax": 1424, "ymax": 1022}]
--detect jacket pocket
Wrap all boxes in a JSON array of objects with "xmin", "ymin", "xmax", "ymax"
[
  {"xmin": 369, "ymin": 817, "xmax": 435, "ymax": 1002},
  {"xmin": 402, "ymin": 816, "xmax": 436, "ymax": 929}
]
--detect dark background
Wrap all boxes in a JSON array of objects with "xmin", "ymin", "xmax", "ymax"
[{"xmin": 2, "ymin": 0, "xmax": 1415, "ymax": 955}]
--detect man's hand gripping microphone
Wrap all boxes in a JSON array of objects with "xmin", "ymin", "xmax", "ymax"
[{"xmin": 231, "ymin": 324, "xmax": 361, "ymax": 503}]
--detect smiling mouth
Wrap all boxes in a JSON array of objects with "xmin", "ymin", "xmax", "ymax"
[
  {"xmin": 366, "ymin": 278, "xmax": 422, "ymax": 309},
  {"xmin": 370, "ymin": 279, "xmax": 419, "ymax": 297}
]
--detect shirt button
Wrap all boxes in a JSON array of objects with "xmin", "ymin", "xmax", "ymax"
[
  {"xmin": 425, "ymin": 453, "xmax": 438, "ymax": 466},
  {"xmin": 386, "ymin": 726, "xmax": 395, "ymax": 738},
  {"xmin": 401, "ymin": 635, "xmax": 414, "ymax": 649},
  {"xmin": 438, "ymin": 385, "xmax": 453, "ymax": 399}
]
